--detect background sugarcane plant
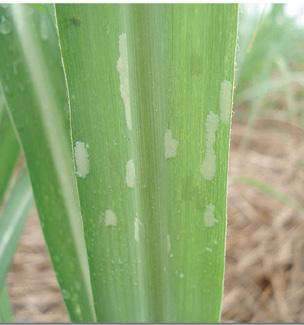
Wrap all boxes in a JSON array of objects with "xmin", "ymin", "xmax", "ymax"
[{"xmin": 0, "ymin": 3, "xmax": 238, "ymax": 323}]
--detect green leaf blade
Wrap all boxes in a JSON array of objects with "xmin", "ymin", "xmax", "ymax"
[
  {"xmin": 0, "ymin": 170, "xmax": 33, "ymax": 324},
  {"xmin": 57, "ymin": 4, "xmax": 238, "ymax": 322},
  {"xmin": 0, "ymin": 286, "xmax": 13, "ymax": 323},
  {"xmin": 0, "ymin": 4, "xmax": 95, "ymax": 322},
  {"xmin": 0, "ymin": 103, "xmax": 20, "ymax": 205},
  {"xmin": 0, "ymin": 170, "xmax": 33, "ymax": 287}
]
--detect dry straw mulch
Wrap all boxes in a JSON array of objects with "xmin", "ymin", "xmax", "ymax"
[{"xmin": 7, "ymin": 120, "xmax": 304, "ymax": 322}]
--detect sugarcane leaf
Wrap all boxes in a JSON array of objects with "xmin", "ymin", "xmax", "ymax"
[
  {"xmin": 0, "ymin": 4, "xmax": 95, "ymax": 321},
  {"xmin": 56, "ymin": 4, "xmax": 238, "ymax": 322}
]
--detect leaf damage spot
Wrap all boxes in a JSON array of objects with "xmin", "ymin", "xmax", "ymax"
[
  {"xmin": 203, "ymin": 203, "xmax": 218, "ymax": 228},
  {"xmin": 104, "ymin": 209, "xmax": 117, "ymax": 227},
  {"xmin": 134, "ymin": 217, "xmax": 140, "ymax": 242},
  {"xmin": 167, "ymin": 234, "xmax": 171, "ymax": 254},
  {"xmin": 126, "ymin": 159, "xmax": 136, "ymax": 188},
  {"xmin": 74, "ymin": 141, "xmax": 89, "ymax": 178},
  {"xmin": 220, "ymin": 79, "xmax": 233, "ymax": 124},
  {"xmin": 165, "ymin": 129, "xmax": 179, "ymax": 159},
  {"xmin": 200, "ymin": 112, "xmax": 219, "ymax": 181},
  {"xmin": 117, "ymin": 33, "xmax": 132, "ymax": 130}
]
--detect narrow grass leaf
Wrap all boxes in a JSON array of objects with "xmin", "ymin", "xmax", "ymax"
[
  {"xmin": 0, "ymin": 170, "xmax": 33, "ymax": 288},
  {"xmin": 236, "ymin": 176, "xmax": 304, "ymax": 213},
  {"xmin": 236, "ymin": 73, "xmax": 304, "ymax": 104}
]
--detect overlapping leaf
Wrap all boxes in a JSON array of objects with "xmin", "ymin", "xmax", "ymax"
[{"xmin": 0, "ymin": 4, "xmax": 95, "ymax": 321}]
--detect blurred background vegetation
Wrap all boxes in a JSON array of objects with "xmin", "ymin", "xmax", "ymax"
[
  {"xmin": 237, "ymin": 3, "xmax": 304, "ymax": 135},
  {"xmin": 224, "ymin": 3, "xmax": 304, "ymax": 322},
  {"xmin": 5, "ymin": 3, "xmax": 304, "ymax": 322}
]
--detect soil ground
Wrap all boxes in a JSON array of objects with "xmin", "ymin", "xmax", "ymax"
[{"xmin": 6, "ymin": 119, "xmax": 304, "ymax": 322}]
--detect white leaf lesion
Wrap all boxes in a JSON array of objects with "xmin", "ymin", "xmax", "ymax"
[
  {"xmin": 74, "ymin": 141, "xmax": 90, "ymax": 178},
  {"xmin": 104, "ymin": 209, "xmax": 117, "ymax": 227},
  {"xmin": 126, "ymin": 159, "xmax": 136, "ymax": 188},
  {"xmin": 200, "ymin": 112, "xmax": 219, "ymax": 181},
  {"xmin": 134, "ymin": 216, "xmax": 141, "ymax": 243},
  {"xmin": 203, "ymin": 203, "xmax": 218, "ymax": 228},
  {"xmin": 220, "ymin": 79, "xmax": 233, "ymax": 125},
  {"xmin": 165, "ymin": 129, "xmax": 179, "ymax": 159},
  {"xmin": 117, "ymin": 33, "xmax": 132, "ymax": 130}
]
